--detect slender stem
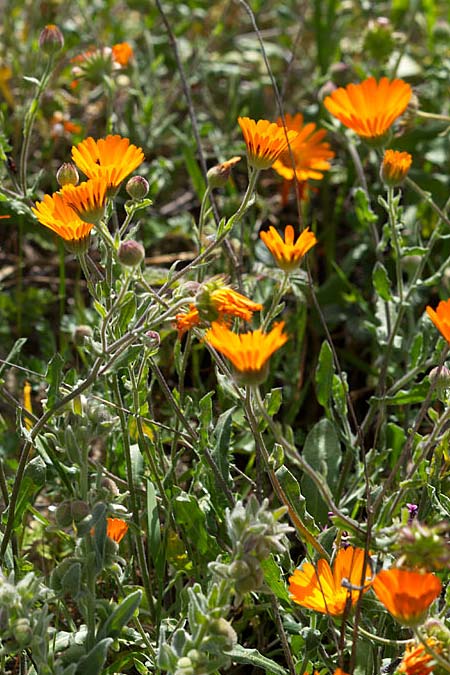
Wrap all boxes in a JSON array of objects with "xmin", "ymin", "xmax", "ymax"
[
  {"xmin": 405, "ymin": 177, "xmax": 450, "ymax": 228},
  {"xmin": 387, "ymin": 186, "xmax": 403, "ymax": 302},
  {"xmin": 356, "ymin": 626, "xmax": 411, "ymax": 646},
  {"xmin": 270, "ymin": 595, "xmax": 296, "ymax": 675},
  {"xmin": 416, "ymin": 110, "xmax": 450, "ymax": 122},
  {"xmin": 261, "ymin": 273, "xmax": 289, "ymax": 331}
]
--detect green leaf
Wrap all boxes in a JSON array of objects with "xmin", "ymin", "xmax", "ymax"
[
  {"xmin": 260, "ymin": 555, "xmax": 290, "ymax": 603},
  {"xmin": 0, "ymin": 338, "xmax": 27, "ymax": 378},
  {"xmin": 75, "ymin": 638, "xmax": 113, "ymax": 675},
  {"xmin": 97, "ymin": 590, "xmax": 142, "ymax": 641},
  {"xmin": 354, "ymin": 187, "xmax": 378, "ymax": 227},
  {"xmin": 118, "ymin": 292, "xmax": 137, "ymax": 334},
  {"xmin": 275, "ymin": 465, "xmax": 319, "ymax": 534},
  {"xmin": 212, "ymin": 407, "xmax": 235, "ymax": 485},
  {"xmin": 371, "ymin": 379, "xmax": 429, "ymax": 405},
  {"xmin": 45, "ymin": 353, "xmax": 64, "ymax": 409},
  {"xmin": 147, "ymin": 480, "xmax": 163, "ymax": 578},
  {"xmin": 227, "ymin": 645, "xmax": 288, "ymax": 675},
  {"xmin": 372, "ymin": 261, "xmax": 392, "ymax": 301},
  {"xmin": 315, "ymin": 341, "xmax": 334, "ymax": 408},
  {"xmin": 301, "ymin": 419, "xmax": 341, "ymax": 524},
  {"xmin": 265, "ymin": 387, "xmax": 283, "ymax": 416}
]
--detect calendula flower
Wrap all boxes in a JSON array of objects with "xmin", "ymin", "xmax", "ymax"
[
  {"xmin": 111, "ymin": 42, "xmax": 133, "ymax": 67},
  {"xmin": 398, "ymin": 638, "xmax": 441, "ymax": 675},
  {"xmin": 32, "ymin": 192, "xmax": 94, "ymax": 253},
  {"xmin": 205, "ymin": 321, "xmax": 288, "ymax": 385},
  {"xmin": 426, "ymin": 300, "xmax": 450, "ymax": 343},
  {"xmin": 324, "ymin": 77, "xmax": 412, "ymax": 144},
  {"xmin": 381, "ymin": 149, "xmax": 412, "ymax": 186},
  {"xmin": 175, "ymin": 284, "xmax": 263, "ymax": 338},
  {"xmin": 289, "ymin": 546, "xmax": 372, "ymax": 617},
  {"xmin": 106, "ymin": 517, "xmax": 128, "ymax": 544},
  {"xmin": 72, "ymin": 135, "xmax": 144, "ymax": 191},
  {"xmin": 272, "ymin": 113, "xmax": 334, "ymax": 181},
  {"xmin": 372, "ymin": 568, "xmax": 442, "ymax": 626},
  {"xmin": 260, "ymin": 225, "xmax": 317, "ymax": 273},
  {"xmin": 238, "ymin": 117, "xmax": 299, "ymax": 170},
  {"xmin": 61, "ymin": 178, "xmax": 108, "ymax": 224}
]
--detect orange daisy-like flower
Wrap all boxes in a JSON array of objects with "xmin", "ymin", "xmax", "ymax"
[
  {"xmin": 112, "ymin": 42, "xmax": 134, "ymax": 67},
  {"xmin": 426, "ymin": 299, "xmax": 450, "ymax": 343},
  {"xmin": 260, "ymin": 225, "xmax": 317, "ymax": 273},
  {"xmin": 175, "ymin": 287, "xmax": 263, "ymax": 337},
  {"xmin": 106, "ymin": 517, "xmax": 129, "ymax": 544},
  {"xmin": 398, "ymin": 638, "xmax": 441, "ymax": 675},
  {"xmin": 61, "ymin": 178, "xmax": 108, "ymax": 224},
  {"xmin": 372, "ymin": 568, "xmax": 442, "ymax": 626},
  {"xmin": 381, "ymin": 149, "xmax": 412, "ymax": 186},
  {"xmin": 272, "ymin": 113, "xmax": 334, "ymax": 182},
  {"xmin": 289, "ymin": 546, "xmax": 373, "ymax": 617},
  {"xmin": 324, "ymin": 77, "xmax": 412, "ymax": 144},
  {"xmin": 205, "ymin": 321, "xmax": 288, "ymax": 385},
  {"xmin": 72, "ymin": 135, "xmax": 144, "ymax": 190},
  {"xmin": 238, "ymin": 117, "xmax": 299, "ymax": 170},
  {"xmin": 32, "ymin": 191, "xmax": 94, "ymax": 253}
]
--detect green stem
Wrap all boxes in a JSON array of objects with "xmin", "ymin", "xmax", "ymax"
[
  {"xmin": 416, "ymin": 110, "xmax": 450, "ymax": 122},
  {"xmin": 19, "ymin": 55, "xmax": 55, "ymax": 196},
  {"xmin": 261, "ymin": 273, "xmax": 289, "ymax": 331},
  {"xmin": 387, "ymin": 186, "xmax": 403, "ymax": 303}
]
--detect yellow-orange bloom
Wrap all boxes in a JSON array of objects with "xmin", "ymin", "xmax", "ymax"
[
  {"xmin": 72, "ymin": 135, "xmax": 144, "ymax": 190},
  {"xmin": 61, "ymin": 178, "xmax": 108, "ymax": 224},
  {"xmin": 426, "ymin": 300, "xmax": 450, "ymax": 343},
  {"xmin": 333, "ymin": 670, "xmax": 350, "ymax": 675},
  {"xmin": 106, "ymin": 517, "xmax": 128, "ymax": 544},
  {"xmin": 272, "ymin": 113, "xmax": 334, "ymax": 181},
  {"xmin": 112, "ymin": 42, "xmax": 133, "ymax": 67},
  {"xmin": 372, "ymin": 568, "xmax": 442, "ymax": 626},
  {"xmin": 32, "ymin": 192, "xmax": 94, "ymax": 252},
  {"xmin": 289, "ymin": 547, "xmax": 372, "ymax": 617},
  {"xmin": 398, "ymin": 638, "xmax": 441, "ymax": 675},
  {"xmin": 175, "ymin": 287, "xmax": 262, "ymax": 337},
  {"xmin": 238, "ymin": 117, "xmax": 299, "ymax": 170},
  {"xmin": 324, "ymin": 77, "xmax": 412, "ymax": 143},
  {"xmin": 260, "ymin": 225, "xmax": 317, "ymax": 273},
  {"xmin": 23, "ymin": 381, "xmax": 33, "ymax": 431},
  {"xmin": 205, "ymin": 321, "xmax": 288, "ymax": 385},
  {"xmin": 381, "ymin": 149, "xmax": 412, "ymax": 186}
]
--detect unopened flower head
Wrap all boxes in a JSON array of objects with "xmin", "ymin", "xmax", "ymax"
[
  {"xmin": 289, "ymin": 546, "xmax": 373, "ymax": 617},
  {"xmin": 118, "ymin": 240, "xmax": 145, "ymax": 266},
  {"xmin": 32, "ymin": 191, "xmax": 95, "ymax": 253},
  {"xmin": 324, "ymin": 76, "xmax": 412, "ymax": 145},
  {"xmin": 372, "ymin": 567, "xmax": 442, "ymax": 626},
  {"xmin": 272, "ymin": 113, "xmax": 334, "ymax": 182},
  {"xmin": 126, "ymin": 175, "xmax": 149, "ymax": 199},
  {"xmin": 238, "ymin": 116, "xmax": 299, "ymax": 170},
  {"xmin": 395, "ymin": 521, "xmax": 450, "ymax": 571},
  {"xmin": 72, "ymin": 135, "xmax": 144, "ymax": 191},
  {"xmin": 426, "ymin": 299, "xmax": 450, "ymax": 343},
  {"xmin": 260, "ymin": 225, "xmax": 317, "ymax": 273},
  {"xmin": 56, "ymin": 162, "xmax": 79, "ymax": 187},
  {"xmin": 207, "ymin": 156, "xmax": 241, "ymax": 188},
  {"xmin": 39, "ymin": 24, "xmax": 64, "ymax": 55},
  {"xmin": 381, "ymin": 149, "xmax": 412, "ymax": 186},
  {"xmin": 205, "ymin": 321, "xmax": 288, "ymax": 385},
  {"xmin": 60, "ymin": 178, "xmax": 108, "ymax": 224}
]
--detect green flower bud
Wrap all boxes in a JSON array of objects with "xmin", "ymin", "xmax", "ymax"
[
  {"xmin": 73, "ymin": 324, "xmax": 93, "ymax": 345},
  {"xmin": 39, "ymin": 24, "xmax": 64, "ymax": 55},
  {"xmin": 208, "ymin": 618, "xmax": 237, "ymax": 651},
  {"xmin": 126, "ymin": 175, "xmax": 149, "ymax": 199},
  {"xmin": 70, "ymin": 500, "xmax": 90, "ymax": 523},
  {"xmin": 56, "ymin": 162, "xmax": 79, "ymax": 187},
  {"xmin": 118, "ymin": 240, "xmax": 145, "ymax": 266},
  {"xmin": 56, "ymin": 500, "xmax": 73, "ymax": 528},
  {"xmin": 10, "ymin": 618, "xmax": 32, "ymax": 648}
]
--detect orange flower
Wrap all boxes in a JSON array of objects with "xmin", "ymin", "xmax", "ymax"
[
  {"xmin": 289, "ymin": 547, "xmax": 372, "ymax": 617},
  {"xmin": 61, "ymin": 178, "xmax": 108, "ymax": 224},
  {"xmin": 381, "ymin": 149, "xmax": 412, "ymax": 186},
  {"xmin": 0, "ymin": 215, "xmax": 11, "ymax": 219},
  {"xmin": 260, "ymin": 225, "xmax": 317, "ymax": 273},
  {"xmin": 72, "ymin": 135, "xmax": 144, "ymax": 190},
  {"xmin": 106, "ymin": 517, "xmax": 128, "ymax": 544},
  {"xmin": 426, "ymin": 300, "xmax": 450, "ymax": 343},
  {"xmin": 372, "ymin": 568, "xmax": 442, "ymax": 626},
  {"xmin": 175, "ymin": 286, "xmax": 262, "ymax": 337},
  {"xmin": 272, "ymin": 113, "xmax": 334, "ymax": 181},
  {"xmin": 238, "ymin": 117, "xmax": 299, "ymax": 170},
  {"xmin": 205, "ymin": 321, "xmax": 288, "ymax": 385},
  {"xmin": 398, "ymin": 638, "xmax": 440, "ymax": 675},
  {"xmin": 324, "ymin": 77, "xmax": 412, "ymax": 143},
  {"xmin": 333, "ymin": 670, "xmax": 350, "ymax": 675},
  {"xmin": 112, "ymin": 42, "xmax": 133, "ymax": 67},
  {"xmin": 23, "ymin": 381, "xmax": 33, "ymax": 431},
  {"xmin": 176, "ymin": 304, "xmax": 201, "ymax": 337},
  {"xmin": 32, "ymin": 192, "xmax": 94, "ymax": 252}
]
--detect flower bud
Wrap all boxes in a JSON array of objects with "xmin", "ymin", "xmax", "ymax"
[
  {"xmin": 381, "ymin": 149, "xmax": 412, "ymax": 186},
  {"xmin": 71, "ymin": 499, "xmax": 90, "ymax": 523},
  {"xmin": 101, "ymin": 477, "xmax": 120, "ymax": 496},
  {"xmin": 207, "ymin": 156, "xmax": 241, "ymax": 189},
  {"xmin": 39, "ymin": 24, "xmax": 64, "ymax": 55},
  {"xmin": 10, "ymin": 618, "xmax": 32, "ymax": 648},
  {"xmin": 56, "ymin": 500, "xmax": 73, "ymax": 528},
  {"xmin": 118, "ymin": 240, "xmax": 145, "ymax": 266},
  {"xmin": 143, "ymin": 330, "xmax": 160, "ymax": 350},
  {"xmin": 73, "ymin": 324, "xmax": 93, "ymax": 345},
  {"xmin": 126, "ymin": 175, "xmax": 149, "ymax": 200},
  {"xmin": 56, "ymin": 162, "xmax": 79, "ymax": 187},
  {"xmin": 208, "ymin": 618, "xmax": 238, "ymax": 651}
]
